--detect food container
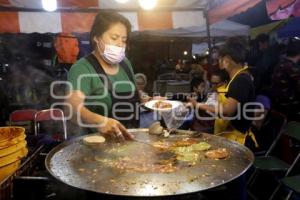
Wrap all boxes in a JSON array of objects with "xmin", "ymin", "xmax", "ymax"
[
  {"xmin": 0, "ymin": 127, "xmax": 26, "ymax": 149},
  {"xmin": 0, "ymin": 160, "xmax": 21, "ymax": 181},
  {"xmin": 0, "ymin": 141, "xmax": 27, "ymax": 157},
  {"xmin": 0, "ymin": 127, "xmax": 28, "ymax": 182},
  {"xmin": 0, "ymin": 147, "xmax": 28, "ymax": 167}
]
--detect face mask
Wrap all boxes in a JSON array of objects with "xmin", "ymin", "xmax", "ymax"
[{"xmin": 95, "ymin": 39, "xmax": 125, "ymax": 64}]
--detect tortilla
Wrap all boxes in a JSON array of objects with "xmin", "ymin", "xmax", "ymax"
[
  {"xmin": 190, "ymin": 142, "xmax": 211, "ymax": 151},
  {"xmin": 83, "ymin": 135, "xmax": 105, "ymax": 145}
]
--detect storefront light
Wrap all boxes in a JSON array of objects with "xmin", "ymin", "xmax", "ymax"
[
  {"xmin": 138, "ymin": 0, "xmax": 158, "ymax": 10},
  {"xmin": 115, "ymin": 0, "xmax": 130, "ymax": 3},
  {"xmin": 42, "ymin": 0, "xmax": 57, "ymax": 12}
]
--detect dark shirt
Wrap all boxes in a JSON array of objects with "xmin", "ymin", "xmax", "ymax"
[
  {"xmin": 272, "ymin": 58, "xmax": 300, "ymax": 105},
  {"xmin": 251, "ymin": 111, "xmax": 285, "ymax": 153},
  {"xmin": 226, "ymin": 73, "xmax": 255, "ymax": 133},
  {"xmin": 249, "ymin": 46, "xmax": 280, "ymax": 92}
]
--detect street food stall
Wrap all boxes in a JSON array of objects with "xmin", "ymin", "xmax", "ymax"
[{"xmin": 1, "ymin": 1, "xmax": 299, "ymax": 200}]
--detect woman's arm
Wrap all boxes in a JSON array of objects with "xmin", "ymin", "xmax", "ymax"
[
  {"xmin": 66, "ymin": 90, "xmax": 133, "ymax": 140},
  {"xmin": 188, "ymin": 97, "xmax": 238, "ymax": 117}
]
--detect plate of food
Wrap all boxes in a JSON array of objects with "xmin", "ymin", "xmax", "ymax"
[{"xmin": 144, "ymin": 100, "xmax": 182, "ymax": 111}]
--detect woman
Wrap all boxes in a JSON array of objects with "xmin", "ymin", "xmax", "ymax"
[
  {"xmin": 66, "ymin": 11, "xmax": 138, "ymax": 140},
  {"xmin": 190, "ymin": 77, "xmax": 207, "ymax": 102},
  {"xmin": 188, "ymin": 38, "xmax": 258, "ymax": 147}
]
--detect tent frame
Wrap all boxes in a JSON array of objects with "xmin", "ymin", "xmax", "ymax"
[{"xmin": 0, "ymin": 5, "xmax": 212, "ymax": 65}]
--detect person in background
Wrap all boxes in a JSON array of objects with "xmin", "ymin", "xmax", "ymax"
[
  {"xmin": 249, "ymin": 34, "xmax": 280, "ymax": 93},
  {"xmin": 271, "ymin": 40, "xmax": 300, "ymax": 121},
  {"xmin": 134, "ymin": 73, "xmax": 151, "ymax": 103},
  {"xmin": 188, "ymin": 37, "xmax": 257, "ymax": 148},
  {"xmin": 190, "ymin": 77, "xmax": 207, "ymax": 102},
  {"xmin": 190, "ymin": 62, "xmax": 206, "ymax": 80},
  {"xmin": 175, "ymin": 59, "xmax": 184, "ymax": 73},
  {"xmin": 190, "ymin": 70, "xmax": 229, "ymax": 133},
  {"xmin": 209, "ymin": 47, "xmax": 221, "ymax": 78},
  {"xmin": 250, "ymin": 95, "xmax": 276, "ymax": 153},
  {"xmin": 205, "ymin": 69, "xmax": 229, "ymax": 107}
]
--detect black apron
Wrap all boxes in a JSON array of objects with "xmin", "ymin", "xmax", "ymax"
[{"xmin": 86, "ymin": 54, "xmax": 140, "ymax": 128}]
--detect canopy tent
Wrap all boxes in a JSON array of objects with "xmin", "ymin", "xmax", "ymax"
[
  {"xmin": 0, "ymin": 0, "xmax": 261, "ymax": 33},
  {"xmin": 250, "ymin": 19, "xmax": 288, "ymax": 39},
  {"xmin": 230, "ymin": 0, "xmax": 300, "ymax": 28},
  {"xmin": 266, "ymin": 0, "xmax": 300, "ymax": 20},
  {"xmin": 277, "ymin": 17, "xmax": 300, "ymax": 38},
  {"xmin": 133, "ymin": 20, "xmax": 250, "ymax": 38}
]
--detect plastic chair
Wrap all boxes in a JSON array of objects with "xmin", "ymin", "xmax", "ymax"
[
  {"xmin": 34, "ymin": 108, "xmax": 67, "ymax": 140},
  {"xmin": 269, "ymin": 156, "xmax": 300, "ymax": 200},
  {"xmin": 279, "ymin": 175, "xmax": 300, "ymax": 199},
  {"xmin": 165, "ymin": 81, "xmax": 190, "ymax": 94},
  {"xmin": 268, "ymin": 122, "xmax": 300, "ymax": 200},
  {"xmin": 175, "ymin": 73, "xmax": 190, "ymax": 81},
  {"xmin": 9, "ymin": 109, "xmax": 37, "ymax": 125},
  {"xmin": 253, "ymin": 110, "xmax": 287, "ymax": 156},
  {"xmin": 153, "ymin": 80, "xmax": 167, "ymax": 95},
  {"xmin": 157, "ymin": 73, "xmax": 175, "ymax": 80},
  {"xmin": 247, "ymin": 121, "xmax": 300, "ymax": 200},
  {"xmin": 9, "ymin": 109, "xmax": 38, "ymax": 134}
]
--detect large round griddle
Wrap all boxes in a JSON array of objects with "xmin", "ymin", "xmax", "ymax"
[{"xmin": 45, "ymin": 129, "xmax": 254, "ymax": 197}]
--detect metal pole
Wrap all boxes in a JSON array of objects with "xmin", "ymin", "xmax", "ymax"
[{"xmin": 204, "ymin": 9, "xmax": 212, "ymax": 67}]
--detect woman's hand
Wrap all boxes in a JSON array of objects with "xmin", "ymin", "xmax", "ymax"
[
  {"xmin": 140, "ymin": 95, "xmax": 167, "ymax": 104},
  {"xmin": 186, "ymin": 96, "xmax": 198, "ymax": 108},
  {"xmin": 97, "ymin": 117, "xmax": 134, "ymax": 141}
]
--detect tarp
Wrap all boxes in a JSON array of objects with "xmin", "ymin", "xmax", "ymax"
[
  {"xmin": 250, "ymin": 19, "xmax": 288, "ymax": 39},
  {"xmin": 277, "ymin": 17, "xmax": 300, "ymax": 37},
  {"xmin": 229, "ymin": 1, "xmax": 273, "ymax": 27},
  {"xmin": 134, "ymin": 20, "xmax": 250, "ymax": 38},
  {"xmin": 0, "ymin": 0, "xmax": 261, "ymax": 33},
  {"xmin": 208, "ymin": 0, "xmax": 261, "ymax": 24},
  {"xmin": 266, "ymin": 0, "xmax": 300, "ymax": 20}
]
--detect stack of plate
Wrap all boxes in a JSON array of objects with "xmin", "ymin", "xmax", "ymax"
[{"xmin": 0, "ymin": 127, "xmax": 28, "ymax": 182}]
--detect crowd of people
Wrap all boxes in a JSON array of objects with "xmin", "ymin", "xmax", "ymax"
[{"xmin": 135, "ymin": 35, "xmax": 300, "ymax": 153}]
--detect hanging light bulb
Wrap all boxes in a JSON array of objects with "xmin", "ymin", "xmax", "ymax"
[
  {"xmin": 42, "ymin": 0, "xmax": 57, "ymax": 12},
  {"xmin": 138, "ymin": 0, "xmax": 158, "ymax": 10},
  {"xmin": 115, "ymin": 0, "xmax": 130, "ymax": 3}
]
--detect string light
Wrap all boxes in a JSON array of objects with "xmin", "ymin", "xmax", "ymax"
[
  {"xmin": 115, "ymin": 0, "xmax": 130, "ymax": 3},
  {"xmin": 138, "ymin": 0, "xmax": 158, "ymax": 10},
  {"xmin": 42, "ymin": 0, "xmax": 57, "ymax": 12}
]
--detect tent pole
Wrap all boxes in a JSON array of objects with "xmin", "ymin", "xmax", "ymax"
[{"xmin": 204, "ymin": 9, "xmax": 212, "ymax": 67}]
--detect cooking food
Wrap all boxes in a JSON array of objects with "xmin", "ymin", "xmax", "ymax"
[
  {"xmin": 153, "ymin": 100, "xmax": 172, "ymax": 109},
  {"xmin": 172, "ymin": 142, "xmax": 211, "ymax": 163},
  {"xmin": 114, "ymin": 157, "xmax": 176, "ymax": 173},
  {"xmin": 149, "ymin": 122, "xmax": 164, "ymax": 135},
  {"xmin": 47, "ymin": 131, "xmax": 254, "ymax": 197},
  {"xmin": 152, "ymin": 141, "xmax": 171, "ymax": 150},
  {"xmin": 190, "ymin": 142, "xmax": 211, "ymax": 151},
  {"xmin": 172, "ymin": 138, "xmax": 198, "ymax": 147},
  {"xmin": 83, "ymin": 135, "xmax": 105, "ymax": 145},
  {"xmin": 95, "ymin": 140, "xmax": 213, "ymax": 172},
  {"xmin": 95, "ymin": 152, "xmax": 177, "ymax": 173},
  {"xmin": 176, "ymin": 152, "xmax": 199, "ymax": 163},
  {"xmin": 205, "ymin": 148, "xmax": 229, "ymax": 159}
]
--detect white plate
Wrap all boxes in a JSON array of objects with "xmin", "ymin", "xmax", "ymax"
[{"xmin": 144, "ymin": 100, "xmax": 182, "ymax": 112}]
